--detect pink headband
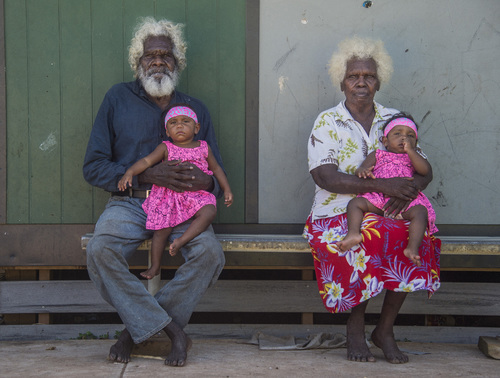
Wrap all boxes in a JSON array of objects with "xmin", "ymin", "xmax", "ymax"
[
  {"xmin": 384, "ymin": 117, "xmax": 418, "ymax": 138},
  {"xmin": 165, "ymin": 106, "xmax": 198, "ymax": 126}
]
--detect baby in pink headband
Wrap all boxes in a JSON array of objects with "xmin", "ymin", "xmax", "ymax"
[
  {"xmin": 336, "ymin": 113, "xmax": 437, "ymax": 266},
  {"xmin": 118, "ymin": 103, "xmax": 233, "ymax": 279}
]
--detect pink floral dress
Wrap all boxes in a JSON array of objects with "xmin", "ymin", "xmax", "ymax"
[
  {"xmin": 360, "ymin": 149, "xmax": 438, "ymax": 234},
  {"xmin": 142, "ymin": 140, "xmax": 216, "ymax": 230}
]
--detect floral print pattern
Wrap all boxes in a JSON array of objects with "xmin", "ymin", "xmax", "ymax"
[{"xmin": 305, "ymin": 213, "xmax": 441, "ymax": 313}]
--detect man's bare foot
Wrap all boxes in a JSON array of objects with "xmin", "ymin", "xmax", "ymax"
[
  {"xmin": 140, "ymin": 266, "xmax": 160, "ymax": 280},
  {"xmin": 108, "ymin": 328, "xmax": 134, "ymax": 363},
  {"xmin": 164, "ymin": 320, "xmax": 188, "ymax": 366},
  {"xmin": 403, "ymin": 247, "xmax": 421, "ymax": 267},
  {"xmin": 337, "ymin": 233, "xmax": 363, "ymax": 252},
  {"xmin": 346, "ymin": 316, "xmax": 375, "ymax": 362},
  {"xmin": 371, "ymin": 327, "xmax": 409, "ymax": 364},
  {"xmin": 169, "ymin": 240, "xmax": 181, "ymax": 256}
]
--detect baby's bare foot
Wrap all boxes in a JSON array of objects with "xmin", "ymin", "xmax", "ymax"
[
  {"xmin": 337, "ymin": 233, "xmax": 363, "ymax": 252},
  {"xmin": 403, "ymin": 247, "xmax": 421, "ymax": 267},
  {"xmin": 140, "ymin": 267, "xmax": 160, "ymax": 280}
]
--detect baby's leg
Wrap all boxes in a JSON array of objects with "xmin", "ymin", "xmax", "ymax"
[
  {"xmin": 169, "ymin": 205, "xmax": 217, "ymax": 256},
  {"xmin": 401, "ymin": 205, "xmax": 428, "ymax": 267},
  {"xmin": 337, "ymin": 197, "xmax": 383, "ymax": 252},
  {"xmin": 141, "ymin": 227, "xmax": 172, "ymax": 279}
]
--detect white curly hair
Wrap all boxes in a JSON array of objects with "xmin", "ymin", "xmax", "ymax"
[
  {"xmin": 128, "ymin": 17, "xmax": 187, "ymax": 77},
  {"xmin": 328, "ymin": 36, "xmax": 393, "ymax": 89}
]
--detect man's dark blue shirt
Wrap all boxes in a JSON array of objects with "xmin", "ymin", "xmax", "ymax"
[{"xmin": 83, "ymin": 80, "xmax": 223, "ymax": 195}]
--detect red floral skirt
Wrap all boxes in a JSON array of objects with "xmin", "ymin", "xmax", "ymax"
[{"xmin": 304, "ymin": 213, "xmax": 441, "ymax": 313}]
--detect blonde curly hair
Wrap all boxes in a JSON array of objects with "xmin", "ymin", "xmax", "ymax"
[
  {"xmin": 128, "ymin": 17, "xmax": 187, "ymax": 77},
  {"xmin": 328, "ymin": 36, "xmax": 393, "ymax": 89}
]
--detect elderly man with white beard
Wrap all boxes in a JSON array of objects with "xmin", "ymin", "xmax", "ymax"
[{"xmin": 83, "ymin": 17, "xmax": 225, "ymax": 367}]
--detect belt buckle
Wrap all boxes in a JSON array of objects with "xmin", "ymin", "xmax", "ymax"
[
  {"xmin": 127, "ymin": 187, "xmax": 134, "ymax": 197},
  {"xmin": 146, "ymin": 190, "xmax": 151, "ymax": 198}
]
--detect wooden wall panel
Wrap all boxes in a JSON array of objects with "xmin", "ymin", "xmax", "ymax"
[
  {"xmin": 60, "ymin": 0, "xmax": 93, "ymax": 223},
  {"xmin": 4, "ymin": 0, "xmax": 247, "ymax": 225},
  {"xmin": 217, "ymin": 0, "xmax": 245, "ymax": 223},
  {"xmin": 26, "ymin": 0, "xmax": 62, "ymax": 223},
  {"xmin": 4, "ymin": 0, "xmax": 29, "ymax": 223}
]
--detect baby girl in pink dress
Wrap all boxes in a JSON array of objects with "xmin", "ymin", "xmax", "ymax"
[
  {"xmin": 118, "ymin": 104, "xmax": 233, "ymax": 279},
  {"xmin": 337, "ymin": 113, "xmax": 437, "ymax": 266}
]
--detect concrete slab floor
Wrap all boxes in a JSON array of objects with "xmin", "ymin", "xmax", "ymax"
[{"xmin": 0, "ymin": 338, "xmax": 498, "ymax": 378}]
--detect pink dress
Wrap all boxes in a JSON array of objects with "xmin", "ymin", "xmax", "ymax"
[
  {"xmin": 142, "ymin": 140, "xmax": 216, "ymax": 230},
  {"xmin": 360, "ymin": 149, "xmax": 438, "ymax": 234}
]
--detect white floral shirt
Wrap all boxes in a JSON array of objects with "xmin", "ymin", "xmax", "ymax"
[{"xmin": 307, "ymin": 101, "xmax": 400, "ymax": 221}]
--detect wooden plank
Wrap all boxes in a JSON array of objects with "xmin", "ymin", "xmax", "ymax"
[
  {"xmin": 1, "ymin": 324, "xmax": 499, "ymax": 345},
  {"xmin": 27, "ymin": 0, "xmax": 62, "ymax": 223},
  {"xmin": 4, "ymin": 0, "xmax": 30, "ymax": 223},
  {"xmin": 89, "ymin": 0, "xmax": 124, "ymax": 221},
  {"xmin": 0, "ymin": 0, "xmax": 6, "ymax": 223},
  {"xmin": 216, "ymin": 0, "xmax": 246, "ymax": 224},
  {"xmin": 244, "ymin": 0, "xmax": 260, "ymax": 223},
  {"xmin": 59, "ymin": 0, "xmax": 94, "ymax": 223},
  {"xmin": 1, "ymin": 281, "xmax": 499, "ymax": 316}
]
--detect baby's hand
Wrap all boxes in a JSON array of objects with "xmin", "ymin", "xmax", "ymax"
[
  {"xmin": 224, "ymin": 192, "xmax": 233, "ymax": 207},
  {"xmin": 117, "ymin": 175, "xmax": 132, "ymax": 191},
  {"xmin": 403, "ymin": 139, "xmax": 416, "ymax": 153},
  {"xmin": 356, "ymin": 166, "xmax": 375, "ymax": 179}
]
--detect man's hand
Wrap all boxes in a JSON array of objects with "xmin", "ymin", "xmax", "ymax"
[{"xmin": 139, "ymin": 160, "xmax": 213, "ymax": 193}]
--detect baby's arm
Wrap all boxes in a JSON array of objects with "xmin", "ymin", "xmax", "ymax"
[
  {"xmin": 404, "ymin": 141, "xmax": 431, "ymax": 176},
  {"xmin": 206, "ymin": 146, "xmax": 233, "ymax": 206},
  {"xmin": 355, "ymin": 151, "xmax": 377, "ymax": 179},
  {"xmin": 117, "ymin": 143, "xmax": 167, "ymax": 191}
]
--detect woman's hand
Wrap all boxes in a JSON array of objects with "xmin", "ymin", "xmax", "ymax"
[
  {"xmin": 378, "ymin": 177, "xmax": 419, "ymax": 201},
  {"xmin": 139, "ymin": 160, "xmax": 213, "ymax": 193},
  {"xmin": 378, "ymin": 177, "xmax": 418, "ymax": 217},
  {"xmin": 383, "ymin": 198, "xmax": 411, "ymax": 217}
]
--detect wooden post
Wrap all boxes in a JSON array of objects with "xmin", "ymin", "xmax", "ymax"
[
  {"xmin": 301, "ymin": 269, "xmax": 314, "ymax": 325},
  {"xmin": 38, "ymin": 269, "xmax": 51, "ymax": 324}
]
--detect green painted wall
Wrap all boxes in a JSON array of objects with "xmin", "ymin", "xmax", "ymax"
[{"xmin": 4, "ymin": 0, "xmax": 245, "ymax": 224}]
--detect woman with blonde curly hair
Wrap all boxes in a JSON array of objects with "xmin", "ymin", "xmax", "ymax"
[{"xmin": 304, "ymin": 36, "xmax": 440, "ymax": 364}]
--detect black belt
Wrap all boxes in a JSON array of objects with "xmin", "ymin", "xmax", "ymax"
[{"xmin": 111, "ymin": 189, "xmax": 151, "ymax": 199}]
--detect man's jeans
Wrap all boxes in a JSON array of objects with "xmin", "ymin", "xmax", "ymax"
[{"xmin": 86, "ymin": 196, "xmax": 225, "ymax": 343}]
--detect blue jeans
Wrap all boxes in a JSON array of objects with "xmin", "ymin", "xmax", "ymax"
[{"xmin": 86, "ymin": 196, "xmax": 225, "ymax": 343}]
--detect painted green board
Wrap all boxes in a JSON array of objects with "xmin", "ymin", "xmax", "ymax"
[{"xmin": 4, "ymin": 0, "xmax": 246, "ymax": 224}]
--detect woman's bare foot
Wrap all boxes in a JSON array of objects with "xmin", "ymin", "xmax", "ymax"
[
  {"xmin": 346, "ymin": 315, "xmax": 375, "ymax": 362},
  {"xmin": 337, "ymin": 233, "xmax": 363, "ymax": 252},
  {"xmin": 371, "ymin": 327, "xmax": 409, "ymax": 364},
  {"xmin": 108, "ymin": 328, "xmax": 134, "ymax": 363},
  {"xmin": 140, "ymin": 266, "xmax": 160, "ymax": 280},
  {"xmin": 164, "ymin": 320, "xmax": 188, "ymax": 366},
  {"xmin": 403, "ymin": 247, "xmax": 421, "ymax": 267}
]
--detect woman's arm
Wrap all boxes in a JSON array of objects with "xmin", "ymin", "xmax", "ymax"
[{"xmin": 311, "ymin": 164, "xmax": 420, "ymax": 201}]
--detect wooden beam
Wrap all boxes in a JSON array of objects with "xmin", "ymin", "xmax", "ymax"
[{"xmin": 1, "ymin": 281, "xmax": 499, "ymax": 316}]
